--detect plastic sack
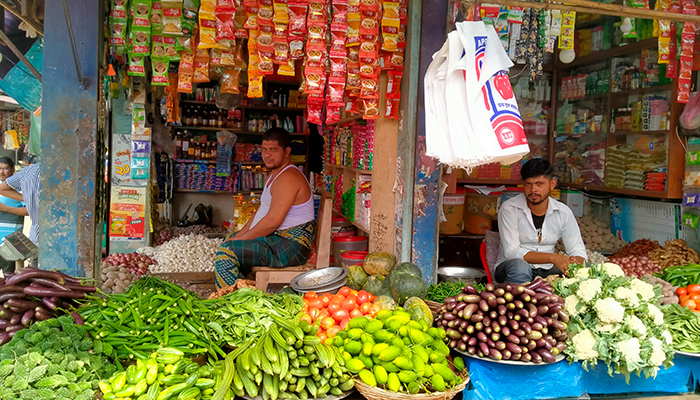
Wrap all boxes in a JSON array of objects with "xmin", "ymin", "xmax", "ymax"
[{"xmin": 679, "ymin": 91, "xmax": 700, "ymax": 135}]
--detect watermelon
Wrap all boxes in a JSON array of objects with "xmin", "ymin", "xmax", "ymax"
[
  {"xmin": 390, "ymin": 272, "xmax": 428, "ymax": 305},
  {"xmin": 362, "ymin": 275, "xmax": 385, "ymax": 295},
  {"xmin": 347, "ymin": 265, "xmax": 368, "ymax": 290},
  {"xmin": 403, "ymin": 297, "xmax": 433, "ymax": 327},
  {"xmin": 374, "ymin": 295, "xmax": 397, "ymax": 310},
  {"xmin": 363, "ymin": 252, "xmax": 396, "ymax": 276}
]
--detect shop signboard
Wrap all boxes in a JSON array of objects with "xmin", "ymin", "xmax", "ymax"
[{"xmin": 109, "ymin": 186, "xmax": 147, "ymax": 241}]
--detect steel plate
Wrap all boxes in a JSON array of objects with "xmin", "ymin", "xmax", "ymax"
[
  {"xmin": 676, "ymin": 351, "xmax": 700, "ymax": 358},
  {"xmin": 290, "ymin": 267, "xmax": 348, "ymax": 291},
  {"xmin": 295, "ymin": 277, "xmax": 348, "ymax": 294},
  {"xmin": 454, "ymin": 348, "xmax": 565, "ymax": 366}
]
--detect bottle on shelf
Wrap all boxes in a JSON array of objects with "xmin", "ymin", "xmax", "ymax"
[
  {"xmin": 175, "ymin": 131, "xmax": 183, "ymax": 159},
  {"xmin": 217, "ymin": 110, "xmax": 224, "ymax": 128},
  {"xmin": 235, "ymin": 109, "xmax": 243, "ymax": 129},
  {"xmin": 187, "ymin": 133, "xmax": 195, "ymax": 159},
  {"xmin": 272, "ymin": 89, "xmax": 279, "ymax": 106},
  {"xmin": 183, "ymin": 107, "xmax": 192, "ymax": 126},
  {"xmin": 194, "ymin": 141, "xmax": 201, "ymax": 160},
  {"xmin": 211, "ymin": 142, "xmax": 218, "ymax": 160},
  {"xmin": 209, "ymin": 110, "xmax": 217, "ymax": 127},
  {"xmin": 192, "ymin": 106, "xmax": 201, "ymax": 126}
]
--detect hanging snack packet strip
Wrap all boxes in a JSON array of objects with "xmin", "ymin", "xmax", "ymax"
[
  {"xmin": 216, "ymin": 0, "xmax": 237, "ymax": 41},
  {"xmin": 347, "ymin": 0, "xmax": 361, "ymax": 47},
  {"xmin": 234, "ymin": 0, "xmax": 249, "ymax": 37},
  {"xmin": 558, "ymin": 10, "xmax": 575, "ymax": 50},
  {"xmin": 678, "ymin": 0, "xmax": 696, "ymax": 103},
  {"xmin": 257, "ymin": 0, "xmax": 276, "ymax": 74},
  {"xmin": 178, "ymin": 51, "xmax": 195, "ymax": 92},
  {"xmin": 162, "ymin": 0, "xmax": 184, "ymax": 35},
  {"xmin": 289, "ymin": 0, "xmax": 308, "ymax": 35},
  {"xmin": 657, "ymin": 0, "xmax": 671, "ymax": 63},
  {"xmin": 272, "ymin": 0, "xmax": 291, "ymax": 67},
  {"xmin": 151, "ymin": 1, "xmax": 165, "ymax": 30},
  {"xmin": 152, "ymin": 30, "xmax": 166, "ymax": 57},
  {"xmin": 198, "ymin": 1, "xmax": 219, "ymax": 48},
  {"xmin": 111, "ymin": 1, "xmax": 128, "ymax": 53}
]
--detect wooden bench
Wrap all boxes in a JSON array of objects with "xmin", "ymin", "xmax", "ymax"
[{"xmin": 252, "ymin": 192, "xmax": 332, "ymax": 292}]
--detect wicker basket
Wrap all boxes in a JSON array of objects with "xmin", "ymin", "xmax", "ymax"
[{"xmin": 354, "ymin": 370, "xmax": 469, "ymax": 400}]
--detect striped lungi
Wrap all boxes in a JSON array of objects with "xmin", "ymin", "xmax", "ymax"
[{"xmin": 214, "ymin": 220, "xmax": 315, "ymax": 288}]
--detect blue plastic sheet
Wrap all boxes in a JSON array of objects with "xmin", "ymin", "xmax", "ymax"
[
  {"xmin": 0, "ymin": 40, "xmax": 42, "ymax": 111},
  {"xmin": 462, "ymin": 356, "xmax": 695, "ymax": 400}
]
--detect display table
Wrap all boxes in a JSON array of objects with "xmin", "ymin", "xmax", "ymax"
[{"xmin": 461, "ymin": 353, "xmax": 700, "ymax": 400}]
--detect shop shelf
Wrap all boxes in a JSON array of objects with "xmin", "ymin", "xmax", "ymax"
[
  {"xmin": 611, "ymin": 129, "xmax": 669, "ymax": 136},
  {"xmin": 175, "ymin": 189, "xmax": 233, "ymax": 194},
  {"xmin": 243, "ymin": 105, "xmax": 305, "ymax": 112},
  {"xmin": 557, "ymin": 37, "xmax": 658, "ymax": 69},
  {"xmin": 558, "ymin": 92, "xmax": 608, "ymax": 103},
  {"xmin": 610, "ymin": 84, "xmax": 673, "ymax": 97},
  {"xmin": 561, "ymin": 183, "xmax": 669, "ymax": 199},
  {"xmin": 457, "ymin": 178, "xmax": 522, "ymax": 185},
  {"xmin": 174, "ymin": 159, "xmax": 218, "ymax": 164},
  {"xmin": 180, "ymin": 100, "xmax": 217, "ymax": 105}
]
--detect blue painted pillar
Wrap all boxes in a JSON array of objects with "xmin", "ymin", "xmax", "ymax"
[
  {"xmin": 407, "ymin": 0, "xmax": 448, "ymax": 283},
  {"xmin": 40, "ymin": 0, "xmax": 102, "ymax": 277}
]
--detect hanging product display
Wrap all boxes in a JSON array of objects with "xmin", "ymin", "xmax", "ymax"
[{"xmin": 424, "ymin": 21, "xmax": 529, "ymax": 170}]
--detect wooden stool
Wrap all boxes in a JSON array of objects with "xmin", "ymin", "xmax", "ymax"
[{"xmin": 253, "ymin": 192, "xmax": 333, "ymax": 292}]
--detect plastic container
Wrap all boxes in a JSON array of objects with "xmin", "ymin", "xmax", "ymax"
[
  {"xmin": 332, "ymin": 236, "xmax": 368, "ymax": 267},
  {"xmin": 501, "ymin": 187, "xmax": 523, "ymax": 204},
  {"xmin": 341, "ymin": 251, "xmax": 369, "ymax": 268},
  {"xmin": 440, "ymin": 188, "xmax": 467, "ymax": 235},
  {"xmin": 464, "ymin": 188, "xmax": 503, "ymax": 235},
  {"xmin": 332, "ymin": 216, "xmax": 357, "ymax": 238}
]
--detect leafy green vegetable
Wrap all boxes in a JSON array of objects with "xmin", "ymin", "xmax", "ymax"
[
  {"xmin": 0, "ymin": 315, "xmax": 116, "ymax": 399},
  {"xmin": 425, "ymin": 281, "xmax": 484, "ymax": 303}
]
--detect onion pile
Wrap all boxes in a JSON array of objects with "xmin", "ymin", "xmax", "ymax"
[
  {"xmin": 435, "ymin": 278, "xmax": 568, "ymax": 364},
  {"xmin": 102, "ymin": 252, "xmax": 156, "ymax": 276},
  {"xmin": 607, "ymin": 255, "xmax": 660, "ymax": 278},
  {"xmin": 99, "ymin": 265, "xmax": 135, "ymax": 294}
]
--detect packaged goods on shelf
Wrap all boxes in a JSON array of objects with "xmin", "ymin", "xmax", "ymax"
[
  {"xmin": 325, "ymin": 120, "xmax": 374, "ymax": 171},
  {"xmin": 175, "ymin": 162, "xmax": 232, "ymax": 191}
]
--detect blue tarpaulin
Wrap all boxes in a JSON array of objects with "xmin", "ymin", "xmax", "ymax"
[
  {"xmin": 462, "ymin": 354, "xmax": 699, "ymax": 400},
  {"xmin": 0, "ymin": 40, "xmax": 42, "ymax": 111}
]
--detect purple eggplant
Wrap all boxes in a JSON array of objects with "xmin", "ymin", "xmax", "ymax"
[
  {"xmin": 501, "ymin": 326, "xmax": 511, "ymax": 337},
  {"xmin": 6, "ymin": 270, "xmax": 65, "ymax": 286},
  {"xmin": 23, "ymin": 286, "xmax": 85, "ymax": 299},
  {"xmin": 21, "ymin": 310, "xmax": 34, "ymax": 326},
  {"xmin": 5, "ymin": 324, "xmax": 23, "ymax": 333}
]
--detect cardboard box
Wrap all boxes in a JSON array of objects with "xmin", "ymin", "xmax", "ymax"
[{"xmin": 560, "ymin": 190, "xmax": 585, "ymax": 217}]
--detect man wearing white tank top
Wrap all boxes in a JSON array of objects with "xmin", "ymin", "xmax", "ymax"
[{"xmin": 215, "ymin": 128, "xmax": 316, "ymax": 288}]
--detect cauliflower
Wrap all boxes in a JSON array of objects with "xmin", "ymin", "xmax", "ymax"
[
  {"xmin": 560, "ymin": 277, "xmax": 579, "ymax": 288},
  {"xmin": 572, "ymin": 329, "xmax": 599, "ymax": 360},
  {"xmin": 630, "ymin": 279, "xmax": 656, "ymax": 302},
  {"xmin": 647, "ymin": 304, "xmax": 664, "ymax": 326},
  {"xmin": 615, "ymin": 286, "xmax": 640, "ymax": 308},
  {"xmin": 627, "ymin": 315, "xmax": 647, "ymax": 338},
  {"xmin": 594, "ymin": 297, "xmax": 625, "ymax": 324},
  {"xmin": 577, "ymin": 279, "xmax": 602, "ymax": 303},
  {"xmin": 649, "ymin": 337, "xmax": 666, "ymax": 366},
  {"xmin": 603, "ymin": 262, "xmax": 625, "ymax": 278},
  {"xmin": 597, "ymin": 322, "xmax": 621, "ymax": 334},
  {"xmin": 618, "ymin": 337, "xmax": 642, "ymax": 366},
  {"xmin": 565, "ymin": 295, "xmax": 586, "ymax": 316},
  {"xmin": 661, "ymin": 330, "xmax": 673, "ymax": 345},
  {"xmin": 575, "ymin": 268, "xmax": 591, "ymax": 279}
]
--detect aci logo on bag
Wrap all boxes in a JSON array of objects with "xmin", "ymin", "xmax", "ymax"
[{"xmin": 473, "ymin": 36, "xmax": 526, "ymax": 150}]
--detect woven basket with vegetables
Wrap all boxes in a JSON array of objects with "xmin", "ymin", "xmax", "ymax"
[{"xmin": 334, "ymin": 308, "xmax": 469, "ymax": 400}]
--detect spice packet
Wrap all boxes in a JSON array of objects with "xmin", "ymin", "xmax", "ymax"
[
  {"xmin": 326, "ymin": 105, "xmax": 341, "ymax": 124},
  {"xmin": 386, "ymin": 70, "xmax": 402, "ymax": 99},
  {"xmin": 558, "ymin": 10, "xmax": 575, "ymax": 50},
  {"xmin": 217, "ymin": 1, "xmax": 237, "ymax": 40},
  {"xmin": 381, "ymin": 18, "xmax": 399, "ymax": 51},
  {"xmin": 221, "ymin": 66, "xmax": 241, "ymax": 93},
  {"xmin": 131, "ymin": 25, "xmax": 152, "ymax": 54},
  {"xmin": 235, "ymin": 4, "xmax": 249, "ymax": 37},
  {"xmin": 308, "ymin": 0, "xmax": 327, "ymax": 24},
  {"xmin": 151, "ymin": 57, "xmax": 170, "ymax": 85},
  {"xmin": 193, "ymin": 49, "xmax": 211, "ymax": 82},
  {"xmin": 211, "ymin": 48, "xmax": 223, "ymax": 65},
  {"xmin": 128, "ymin": 53, "xmax": 147, "ymax": 76},
  {"xmin": 362, "ymin": 99, "xmax": 380, "ymax": 119},
  {"xmin": 162, "ymin": 0, "xmax": 184, "ymax": 35},
  {"xmin": 151, "ymin": 2, "xmax": 165, "ymax": 29},
  {"xmin": 278, "ymin": 59, "xmax": 296, "ymax": 76},
  {"xmin": 131, "ymin": 0, "xmax": 152, "ymax": 27},
  {"xmin": 385, "ymin": 98, "xmax": 399, "ymax": 119},
  {"xmin": 332, "ymin": 0, "xmax": 349, "ymax": 24},
  {"xmin": 164, "ymin": 35, "xmax": 181, "ymax": 59},
  {"xmin": 199, "ymin": 10, "xmax": 219, "ymax": 48},
  {"xmin": 273, "ymin": 0, "xmax": 290, "ymax": 24},
  {"xmin": 152, "ymin": 31, "xmax": 166, "ymax": 57},
  {"xmin": 182, "ymin": 7, "xmax": 197, "ymax": 36},
  {"xmin": 248, "ymin": 75, "xmax": 264, "ymax": 97}
]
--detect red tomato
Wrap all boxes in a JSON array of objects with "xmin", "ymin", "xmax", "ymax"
[
  {"xmin": 331, "ymin": 308, "xmax": 349, "ymax": 323},
  {"xmin": 320, "ymin": 317, "xmax": 336, "ymax": 329},
  {"xmin": 339, "ymin": 318, "xmax": 350, "ymax": 330},
  {"xmin": 690, "ymin": 293, "xmax": 700, "ymax": 301},
  {"xmin": 320, "ymin": 293, "xmax": 333, "ymax": 306},
  {"xmin": 327, "ymin": 325, "xmax": 342, "ymax": 338},
  {"xmin": 369, "ymin": 304, "xmax": 382, "ymax": 315},
  {"xmin": 356, "ymin": 290, "xmax": 370, "ymax": 305},
  {"xmin": 318, "ymin": 308, "xmax": 331, "ymax": 320},
  {"xmin": 300, "ymin": 313, "xmax": 313, "ymax": 324},
  {"xmin": 350, "ymin": 290, "xmax": 359, "ymax": 296},
  {"xmin": 681, "ymin": 294, "xmax": 690, "ymax": 304},
  {"xmin": 304, "ymin": 292, "xmax": 319, "ymax": 300},
  {"xmin": 688, "ymin": 284, "xmax": 700, "ymax": 294},
  {"xmin": 342, "ymin": 297, "xmax": 357, "ymax": 311},
  {"xmin": 309, "ymin": 299, "xmax": 324, "ymax": 310},
  {"xmin": 350, "ymin": 309, "xmax": 364, "ymax": 319},
  {"xmin": 684, "ymin": 299, "xmax": 697, "ymax": 311},
  {"xmin": 308, "ymin": 308, "xmax": 321, "ymax": 321},
  {"xmin": 317, "ymin": 332, "xmax": 328, "ymax": 342},
  {"xmin": 338, "ymin": 287, "xmax": 351, "ymax": 297},
  {"xmin": 360, "ymin": 302, "xmax": 372, "ymax": 314},
  {"xmin": 328, "ymin": 302, "xmax": 343, "ymax": 314},
  {"xmin": 677, "ymin": 287, "xmax": 688, "ymax": 296},
  {"xmin": 368, "ymin": 293, "xmax": 376, "ymax": 302}
]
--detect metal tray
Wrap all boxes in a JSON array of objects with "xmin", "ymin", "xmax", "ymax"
[
  {"xmin": 455, "ymin": 348, "xmax": 565, "ymax": 366},
  {"xmin": 295, "ymin": 277, "xmax": 348, "ymax": 294},
  {"xmin": 676, "ymin": 351, "xmax": 700, "ymax": 358},
  {"xmin": 290, "ymin": 267, "xmax": 348, "ymax": 291},
  {"xmin": 438, "ymin": 266, "xmax": 487, "ymax": 284},
  {"xmin": 243, "ymin": 390, "xmax": 354, "ymax": 400}
]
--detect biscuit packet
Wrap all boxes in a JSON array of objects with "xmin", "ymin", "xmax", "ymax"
[
  {"xmin": 217, "ymin": 0, "xmax": 237, "ymax": 41},
  {"xmin": 152, "ymin": 31, "xmax": 166, "ymax": 57},
  {"xmin": 151, "ymin": 57, "xmax": 170, "ymax": 85},
  {"xmin": 193, "ymin": 49, "xmax": 211, "ymax": 82},
  {"xmin": 162, "ymin": 0, "xmax": 184, "ymax": 35},
  {"xmin": 131, "ymin": 25, "xmax": 152, "ymax": 54},
  {"xmin": 273, "ymin": 0, "xmax": 290, "ymax": 24},
  {"xmin": 307, "ymin": 0, "xmax": 327, "ymax": 24},
  {"xmin": 177, "ymin": 52, "xmax": 194, "ymax": 92},
  {"xmin": 289, "ymin": 34, "xmax": 305, "ymax": 59},
  {"xmin": 278, "ymin": 59, "xmax": 296, "ymax": 76},
  {"xmin": 151, "ymin": 1, "xmax": 165, "ymax": 29},
  {"xmin": 198, "ymin": 9, "xmax": 219, "ymax": 48},
  {"xmin": 163, "ymin": 35, "xmax": 181, "ymax": 59},
  {"xmin": 289, "ymin": 0, "xmax": 308, "ymax": 35},
  {"xmin": 131, "ymin": 0, "xmax": 152, "ymax": 27}
]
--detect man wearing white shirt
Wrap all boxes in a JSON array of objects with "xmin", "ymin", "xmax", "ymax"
[{"xmin": 495, "ymin": 159, "xmax": 587, "ymax": 284}]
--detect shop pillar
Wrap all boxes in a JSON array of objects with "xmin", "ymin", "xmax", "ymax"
[
  {"xmin": 396, "ymin": 0, "xmax": 448, "ymax": 282},
  {"xmin": 40, "ymin": 0, "xmax": 102, "ymax": 277}
]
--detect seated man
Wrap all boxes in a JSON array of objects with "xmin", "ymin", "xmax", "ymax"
[
  {"xmin": 495, "ymin": 158, "xmax": 587, "ymax": 284},
  {"xmin": 215, "ymin": 128, "xmax": 315, "ymax": 288}
]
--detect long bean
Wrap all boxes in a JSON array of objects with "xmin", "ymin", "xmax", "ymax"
[{"xmin": 662, "ymin": 303, "xmax": 700, "ymax": 353}]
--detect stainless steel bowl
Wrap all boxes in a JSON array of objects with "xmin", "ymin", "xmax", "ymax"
[
  {"xmin": 294, "ymin": 277, "xmax": 348, "ymax": 294},
  {"xmin": 290, "ymin": 267, "xmax": 349, "ymax": 292},
  {"xmin": 437, "ymin": 266, "xmax": 487, "ymax": 284}
]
